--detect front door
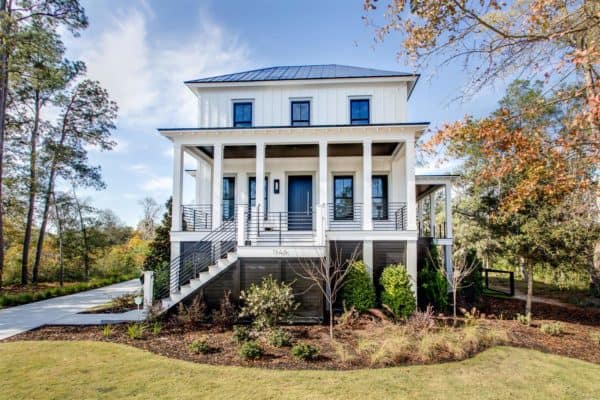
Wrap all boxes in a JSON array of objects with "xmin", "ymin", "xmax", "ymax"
[{"xmin": 288, "ymin": 175, "xmax": 312, "ymax": 231}]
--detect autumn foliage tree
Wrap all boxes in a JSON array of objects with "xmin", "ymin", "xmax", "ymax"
[{"xmin": 425, "ymin": 80, "xmax": 599, "ymax": 315}]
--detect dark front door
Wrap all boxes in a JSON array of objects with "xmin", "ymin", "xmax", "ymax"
[{"xmin": 287, "ymin": 175, "xmax": 312, "ymax": 231}]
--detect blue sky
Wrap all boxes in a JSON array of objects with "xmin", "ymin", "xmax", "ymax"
[{"xmin": 62, "ymin": 0, "xmax": 506, "ymax": 226}]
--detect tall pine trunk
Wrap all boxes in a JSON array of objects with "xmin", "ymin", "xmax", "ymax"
[
  {"xmin": 32, "ymin": 97, "xmax": 74, "ymax": 277},
  {"xmin": 52, "ymin": 192, "xmax": 64, "ymax": 287},
  {"xmin": 22, "ymin": 91, "xmax": 41, "ymax": 284},
  {"xmin": 0, "ymin": 0, "xmax": 13, "ymax": 289},
  {"xmin": 72, "ymin": 185, "xmax": 89, "ymax": 280}
]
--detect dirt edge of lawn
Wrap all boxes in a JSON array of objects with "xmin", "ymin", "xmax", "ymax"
[{"xmin": 0, "ymin": 341, "xmax": 598, "ymax": 400}]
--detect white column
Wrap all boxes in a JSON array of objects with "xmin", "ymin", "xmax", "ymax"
[
  {"xmin": 212, "ymin": 143, "xmax": 223, "ymax": 229},
  {"xmin": 445, "ymin": 244, "xmax": 453, "ymax": 284},
  {"xmin": 362, "ymin": 139, "xmax": 373, "ymax": 231},
  {"xmin": 143, "ymin": 271, "xmax": 154, "ymax": 308},
  {"xmin": 405, "ymin": 138, "xmax": 417, "ymax": 231},
  {"xmin": 170, "ymin": 242, "xmax": 180, "ymax": 294},
  {"xmin": 196, "ymin": 159, "xmax": 212, "ymax": 205},
  {"xmin": 406, "ymin": 240, "xmax": 417, "ymax": 299},
  {"xmin": 429, "ymin": 192, "xmax": 436, "ymax": 237},
  {"xmin": 255, "ymin": 142, "xmax": 265, "ymax": 215},
  {"xmin": 237, "ymin": 204, "xmax": 246, "ymax": 246},
  {"xmin": 445, "ymin": 182, "xmax": 453, "ymax": 239},
  {"xmin": 363, "ymin": 240, "xmax": 374, "ymax": 280},
  {"xmin": 316, "ymin": 139, "xmax": 328, "ymax": 244},
  {"xmin": 171, "ymin": 143, "xmax": 184, "ymax": 232}
]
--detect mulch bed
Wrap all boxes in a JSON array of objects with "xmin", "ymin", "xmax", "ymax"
[{"xmin": 4, "ymin": 297, "xmax": 600, "ymax": 369}]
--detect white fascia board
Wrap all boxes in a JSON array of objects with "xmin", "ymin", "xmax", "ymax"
[
  {"xmin": 326, "ymin": 230, "xmax": 418, "ymax": 241},
  {"xmin": 415, "ymin": 175, "xmax": 459, "ymax": 185},
  {"xmin": 185, "ymin": 76, "xmax": 418, "ymax": 91},
  {"xmin": 159, "ymin": 125, "xmax": 427, "ymax": 145}
]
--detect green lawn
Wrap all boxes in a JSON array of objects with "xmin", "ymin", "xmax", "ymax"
[{"xmin": 0, "ymin": 341, "xmax": 598, "ymax": 400}]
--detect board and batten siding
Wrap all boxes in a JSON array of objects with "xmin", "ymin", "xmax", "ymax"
[{"xmin": 195, "ymin": 81, "xmax": 409, "ymax": 127}]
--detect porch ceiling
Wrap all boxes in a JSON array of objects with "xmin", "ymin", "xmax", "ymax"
[{"xmin": 197, "ymin": 142, "xmax": 399, "ymax": 159}]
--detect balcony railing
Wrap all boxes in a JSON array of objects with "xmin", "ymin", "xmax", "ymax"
[
  {"xmin": 327, "ymin": 202, "xmax": 407, "ymax": 231},
  {"xmin": 182, "ymin": 204, "xmax": 212, "ymax": 232},
  {"xmin": 245, "ymin": 208, "xmax": 316, "ymax": 246}
]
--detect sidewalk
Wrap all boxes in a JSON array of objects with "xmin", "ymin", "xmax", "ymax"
[{"xmin": 0, "ymin": 279, "xmax": 145, "ymax": 340}]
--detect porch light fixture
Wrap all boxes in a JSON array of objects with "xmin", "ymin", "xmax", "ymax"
[{"xmin": 274, "ymin": 179, "xmax": 280, "ymax": 194}]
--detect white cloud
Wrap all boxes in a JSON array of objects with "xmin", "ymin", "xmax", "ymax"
[
  {"xmin": 129, "ymin": 163, "xmax": 151, "ymax": 174},
  {"xmin": 64, "ymin": 6, "xmax": 251, "ymax": 129},
  {"xmin": 141, "ymin": 176, "xmax": 171, "ymax": 192}
]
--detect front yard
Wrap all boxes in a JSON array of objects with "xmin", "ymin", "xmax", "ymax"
[{"xmin": 0, "ymin": 341, "xmax": 598, "ymax": 400}]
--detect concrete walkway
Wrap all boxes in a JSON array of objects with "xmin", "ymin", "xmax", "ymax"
[{"xmin": 0, "ymin": 279, "xmax": 145, "ymax": 340}]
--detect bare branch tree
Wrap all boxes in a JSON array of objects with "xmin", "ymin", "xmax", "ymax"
[{"xmin": 295, "ymin": 245, "xmax": 359, "ymax": 339}]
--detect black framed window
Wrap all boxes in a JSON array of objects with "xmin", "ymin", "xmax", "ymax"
[
  {"xmin": 372, "ymin": 175, "xmax": 388, "ymax": 220},
  {"xmin": 334, "ymin": 176, "xmax": 354, "ymax": 220},
  {"xmin": 222, "ymin": 177, "xmax": 235, "ymax": 221},
  {"xmin": 249, "ymin": 176, "xmax": 268, "ymax": 219},
  {"xmin": 291, "ymin": 101, "xmax": 310, "ymax": 126},
  {"xmin": 233, "ymin": 102, "xmax": 252, "ymax": 127},
  {"xmin": 350, "ymin": 99, "xmax": 370, "ymax": 125}
]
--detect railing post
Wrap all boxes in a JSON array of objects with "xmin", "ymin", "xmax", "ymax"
[
  {"xmin": 509, "ymin": 271, "xmax": 515, "ymax": 296},
  {"xmin": 279, "ymin": 212, "xmax": 282, "ymax": 245},
  {"xmin": 143, "ymin": 271, "xmax": 154, "ymax": 309}
]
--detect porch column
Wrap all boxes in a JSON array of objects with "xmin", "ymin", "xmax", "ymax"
[
  {"xmin": 362, "ymin": 139, "xmax": 373, "ymax": 231},
  {"xmin": 255, "ymin": 142, "xmax": 265, "ymax": 215},
  {"xmin": 429, "ymin": 192, "xmax": 436, "ymax": 237},
  {"xmin": 196, "ymin": 158, "xmax": 212, "ymax": 205},
  {"xmin": 445, "ymin": 183, "xmax": 453, "ymax": 239},
  {"xmin": 316, "ymin": 139, "xmax": 328, "ymax": 244},
  {"xmin": 212, "ymin": 143, "xmax": 223, "ymax": 230},
  {"xmin": 363, "ymin": 240, "xmax": 374, "ymax": 280},
  {"xmin": 170, "ymin": 242, "xmax": 180, "ymax": 294},
  {"xmin": 405, "ymin": 138, "xmax": 417, "ymax": 231},
  {"xmin": 171, "ymin": 143, "xmax": 184, "ymax": 232}
]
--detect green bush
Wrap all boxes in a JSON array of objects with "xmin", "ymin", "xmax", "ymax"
[
  {"xmin": 239, "ymin": 276, "xmax": 298, "ymax": 330},
  {"xmin": 127, "ymin": 324, "xmax": 145, "ymax": 340},
  {"xmin": 269, "ymin": 329, "xmax": 292, "ymax": 347},
  {"xmin": 238, "ymin": 340, "xmax": 263, "ymax": 360},
  {"xmin": 342, "ymin": 260, "xmax": 376, "ymax": 312},
  {"xmin": 418, "ymin": 265, "xmax": 448, "ymax": 311},
  {"xmin": 515, "ymin": 313, "xmax": 531, "ymax": 326},
  {"xmin": 380, "ymin": 264, "xmax": 416, "ymax": 320},
  {"xmin": 232, "ymin": 325, "xmax": 252, "ymax": 343},
  {"xmin": 291, "ymin": 343, "xmax": 320, "ymax": 361},
  {"xmin": 540, "ymin": 322, "xmax": 563, "ymax": 336},
  {"xmin": 101, "ymin": 325, "xmax": 113, "ymax": 337},
  {"xmin": 189, "ymin": 337, "xmax": 211, "ymax": 354}
]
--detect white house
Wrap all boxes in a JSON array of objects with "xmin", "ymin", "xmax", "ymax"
[{"xmin": 158, "ymin": 65, "xmax": 455, "ymax": 318}]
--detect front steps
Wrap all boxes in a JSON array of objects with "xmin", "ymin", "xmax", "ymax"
[{"xmin": 159, "ymin": 251, "xmax": 238, "ymax": 313}]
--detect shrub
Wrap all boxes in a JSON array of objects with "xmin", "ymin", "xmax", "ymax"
[
  {"xmin": 418, "ymin": 245, "xmax": 449, "ymax": 310},
  {"xmin": 151, "ymin": 321, "xmax": 162, "ymax": 336},
  {"xmin": 238, "ymin": 340, "xmax": 263, "ymax": 360},
  {"xmin": 269, "ymin": 329, "xmax": 292, "ymax": 347},
  {"xmin": 591, "ymin": 332, "xmax": 600, "ymax": 346},
  {"xmin": 239, "ymin": 276, "xmax": 298, "ymax": 330},
  {"xmin": 232, "ymin": 325, "xmax": 252, "ymax": 343},
  {"xmin": 540, "ymin": 322, "xmax": 563, "ymax": 336},
  {"xmin": 515, "ymin": 313, "xmax": 531, "ymax": 326},
  {"xmin": 380, "ymin": 264, "xmax": 416, "ymax": 320},
  {"xmin": 176, "ymin": 296, "xmax": 207, "ymax": 326},
  {"xmin": 342, "ymin": 260, "xmax": 376, "ymax": 312},
  {"xmin": 211, "ymin": 290, "xmax": 237, "ymax": 330},
  {"xmin": 189, "ymin": 337, "xmax": 211, "ymax": 354},
  {"xmin": 127, "ymin": 324, "xmax": 145, "ymax": 340},
  {"xmin": 291, "ymin": 343, "xmax": 320, "ymax": 361},
  {"xmin": 406, "ymin": 305, "xmax": 436, "ymax": 334},
  {"xmin": 101, "ymin": 325, "xmax": 112, "ymax": 337}
]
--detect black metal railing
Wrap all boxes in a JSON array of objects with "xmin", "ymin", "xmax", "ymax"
[
  {"xmin": 327, "ymin": 202, "xmax": 362, "ymax": 230},
  {"xmin": 484, "ymin": 269, "xmax": 515, "ymax": 297},
  {"xmin": 245, "ymin": 207, "xmax": 316, "ymax": 246},
  {"xmin": 154, "ymin": 220, "xmax": 237, "ymax": 301},
  {"xmin": 373, "ymin": 202, "xmax": 407, "ymax": 231},
  {"xmin": 182, "ymin": 204, "xmax": 212, "ymax": 231}
]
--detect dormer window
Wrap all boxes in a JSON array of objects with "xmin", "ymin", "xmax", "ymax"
[
  {"xmin": 350, "ymin": 99, "xmax": 370, "ymax": 125},
  {"xmin": 233, "ymin": 102, "xmax": 252, "ymax": 127},
  {"xmin": 291, "ymin": 101, "xmax": 310, "ymax": 126}
]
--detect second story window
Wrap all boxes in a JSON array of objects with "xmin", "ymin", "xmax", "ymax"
[
  {"xmin": 233, "ymin": 102, "xmax": 252, "ymax": 127},
  {"xmin": 291, "ymin": 101, "xmax": 310, "ymax": 126},
  {"xmin": 350, "ymin": 99, "xmax": 370, "ymax": 125}
]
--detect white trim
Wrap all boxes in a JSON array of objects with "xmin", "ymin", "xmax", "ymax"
[
  {"xmin": 237, "ymin": 246, "xmax": 326, "ymax": 259},
  {"xmin": 325, "ymin": 230, "xmax": 418, "ymax": 241}
]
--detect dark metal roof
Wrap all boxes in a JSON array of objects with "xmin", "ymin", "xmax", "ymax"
[{"xmin": 185, "ymin": 64, "xmax": 416, "ymax": 84}]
